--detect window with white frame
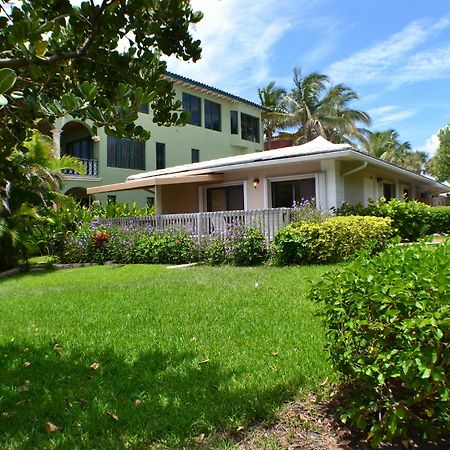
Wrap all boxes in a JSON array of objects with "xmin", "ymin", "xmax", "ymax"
[{"xmin": 270, "ymin": 177, "xmax": 316, "ymax": 208}]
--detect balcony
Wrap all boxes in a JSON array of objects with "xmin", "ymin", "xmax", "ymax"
[{"xmin": 63, "ymin": 158, "xmax": 99, "ymax": 177}]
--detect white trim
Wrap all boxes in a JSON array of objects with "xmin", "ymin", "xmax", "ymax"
[
  {"xmin": 201, "ymin": 180, "xmax": 246, "ymax": 212},
  {"xmin": 266, "ymin": 173, "xmax": 319, "ymax": 208},
  {"xmin": 263, "ymin": 178, "xmax": 269, "ymax": 209}
]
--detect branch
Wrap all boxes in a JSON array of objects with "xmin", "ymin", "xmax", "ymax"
[{"xmin": 0, "ymin": 0, "xmax": 111, "ymax": 69}]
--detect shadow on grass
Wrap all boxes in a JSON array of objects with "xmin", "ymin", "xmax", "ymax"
[{"xmin": 0, "ymin": 342, "xmax": 302, "ymax": 449}]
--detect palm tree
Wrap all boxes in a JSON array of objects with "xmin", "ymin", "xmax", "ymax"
[
  {"xmin": 281, "ymin": 68, "xmax": 371, "ymax": 145},
  {"xmin": 257, "ymin": 82, "xmax": 287, "ymax": 150},
  {"xmin": 361, "ymin": 130, "xmax": 427, "ymax": 173},
  {"xmin": 0, "ymin": 131, "xmax": 83, "ymax": 269}
]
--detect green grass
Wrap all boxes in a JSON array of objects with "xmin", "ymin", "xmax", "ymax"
[{"xmin": 0, "ymin": 264, "xmax": 335, "ymax": 449}]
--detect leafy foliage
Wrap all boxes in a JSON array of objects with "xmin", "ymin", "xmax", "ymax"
[
  {"xmin": 0, "ymin": 0, "xmax": 202, "ymax": 151},
  {"xmin": 0, "ymin": 131, "xmax": 82, "ymax": 269},
  {"xmin": 336, "ymin": 198, "xmax": 431, "ymax": 241},
  {"xmin": 360, "ymin": 129, "xmax": 428, "ymax": 173},
  {"xmin": 427, "ymin": 206, "xmax": 450, "ymax": 234},
  {"xmin": 271, "ymin": 216, "xmax": 393, "ymax": 265},
  {"xmin": 311, "ymin": 242, "xmax": 450, "ymax": 446},
  {"xmin": 262, "ymin": 67, "xmax": 371, "ymax": 145},
  {"xmin": 224, "ymin": 225, "xmax": 268, "ymax": 266},
  {"xmin": 429, "ymin": 125, "xmax": 450, "ymax": 182}
]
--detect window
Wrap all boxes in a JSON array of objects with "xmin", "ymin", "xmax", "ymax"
[
  {"xmin": 182, "ymin": 93, "xmax": 201, "ymax": 126},
  {"xmin": 271, "ymin": 178, "xmax": 316, "ymax": 208},
  {"xmin": 241, "ymin": 113, "xmax": 260, "ymax": 142},
  {"xmin": 206, "ymin": 185, "xmax": 244, "ymax": 211},
  {"xmin": 139, "ymin": 103, "xmax": 149, "ymax": 114},
  {"xmin": 205, "ymin": 100, "xmax": 221, "ymax": 131},
  {"xmin": 107, "ymin": 136, "xmax": 145, "ymax": 170},
  {"xmin": 191, "ymin": 148, "xmax": 200, "ymax": 163},
  {"xmin": 156, "ymin": 142, "xmax": 165, "ymax": 170},
  {"xmin": 230, "ymin": 111, "xmax": 238, "ymax": 134},
  {"xmin": 64, "ymin": 137, "xmax": 93, "ymax": 159},
  {"xmin": 107, "ymin": 195, "xmax": 116, "ymax": 204},
  {"xmin": 383, "ymin": 183, "xmax": 396, "ymax": 200}
]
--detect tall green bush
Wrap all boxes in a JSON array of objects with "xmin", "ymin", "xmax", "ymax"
[
  {"xmin": 311, "ymin": 242, "xmax": 450, "ymax": 446},
  {"xmin": 336, "ymin": 198, "xmax": 431, "ymax": 241},
  {"xmin": 271, "ymin": 216, "xmax": 393, "ymax": 265},
  {"xmin": 428, "ymin": 206, "xmax": 450, "ymax": 234}
]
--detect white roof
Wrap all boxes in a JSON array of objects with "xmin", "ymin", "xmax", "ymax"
[{"xmin": 128, "ymin": 136, "xmax": 350, "ymax": 181}]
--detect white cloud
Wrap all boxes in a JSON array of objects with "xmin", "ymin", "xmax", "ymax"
[
  {"xmin": 165, "ymin": 0, "xmax": 303, "ymax": 95},
  {"xmin": 369, "ymin": 105, "xmax": 417, "ymax": 128},
  {"xmin": 327, "ymin": 18, "xmax": 450, "ymax": 88},
  {"xmin": 418, "ymin": 132, "xmax": 440, "ymax": 156}
]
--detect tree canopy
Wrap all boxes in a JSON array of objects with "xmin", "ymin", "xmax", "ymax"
[
  {"xmin": 429, "ymin": 125, "xmax": 450, "ymax": 182},
  {"xmin": 0, "ymin": 0, "xmax": 202, "ymax": 152},
  {"xmin": 258, "ymin": 68, "xmax": 371, "ymax": 146}
]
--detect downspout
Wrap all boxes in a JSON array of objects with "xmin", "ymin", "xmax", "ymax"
[{"xmin": 342, "ymin": 161, "xmax": 368, "ymax": 178}]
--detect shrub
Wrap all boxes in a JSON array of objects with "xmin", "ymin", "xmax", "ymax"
[
  {"xmin": 427, "ymin": 206, "xmax": 450, "ymax": 234},
  {"xmin": 198, "ymin": 234, "xmax": 226, "ymax": 265},
  {"xmin": 59, "ymin": 223, "xmax": 196, "ymax": 265},
  {"xmin": 271, "ymin": 216, "xmax": 393, "ymax": 265},
  {"xmin": 270, "ymin": 226, "xmax": 309, "ymax": 265},
  {"xmin": 311, "ymin": 242, "xmax": 450, "ymax": 446},
  {"xmin": 225, "ymin": 225, "xmax": 268, "ymax": 266},
  {"xmin": 336, "ymin": 198, "xmax": 431, "ymax": 241},
  {"xmin": 366, "ymin": 198, "xmax": 430, "ymax": 241}
]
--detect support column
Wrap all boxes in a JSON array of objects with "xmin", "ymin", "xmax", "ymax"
[
  {"xmin": 51, "ymin": 128, "xmax": 61, "ymax": 158},
  {"xmin": 320, "ymin": 159, "xmax": 343, "ymax": 211}
]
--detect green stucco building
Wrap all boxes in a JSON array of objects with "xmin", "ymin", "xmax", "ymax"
[{"xmin": 53, "ymin": 72, "xmax": 265, "ymax": 205}]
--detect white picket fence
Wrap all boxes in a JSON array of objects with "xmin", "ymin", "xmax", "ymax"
[{"xmin": 100, "ymin": 208, "xmax": 295, "ymax": 241}]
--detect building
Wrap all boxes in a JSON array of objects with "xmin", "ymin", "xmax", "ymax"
[
  {"xmin": 87, "ymin": 136, "xmax": 449, "ymax": 214},
  {"xmin": 52, "ymin": 72, "xmax": 266, "ymax": 205}
]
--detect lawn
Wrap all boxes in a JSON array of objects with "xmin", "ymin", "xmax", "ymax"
[{"xmin": 0, "ymin": 264, "xmax": 335, "ymax": 449}]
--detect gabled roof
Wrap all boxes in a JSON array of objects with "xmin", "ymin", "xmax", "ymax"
[{"xmin": 164, "ymin": 71, "xmax": 269, "ymax": 112}]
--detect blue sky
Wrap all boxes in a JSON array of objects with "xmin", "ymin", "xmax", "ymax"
[{"xmin": 167, "ymin": 0, "xmax": 450, "ymax": 155}]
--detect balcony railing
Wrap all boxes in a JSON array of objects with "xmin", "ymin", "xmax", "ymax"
[
  {"xmin": 63, "ymin": 158, "xmax": 98, "ymax": 177},
  {"xmin": 99, "ymin": 208, "xmax": 295, "ymax": 241}
]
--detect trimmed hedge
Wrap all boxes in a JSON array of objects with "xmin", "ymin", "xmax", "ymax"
[
  {"xmin": 311, "ymin": 242, "xmax": 450, "ymax": 446},
  {"xmin": 271, "ymin": 216, "xmax": 393, "ymax": 265},
  {"xmin": 428, "ymin": 206, "xmax": 450, "ymax": 234}
]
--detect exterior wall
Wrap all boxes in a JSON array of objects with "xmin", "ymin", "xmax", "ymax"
[
  {"xmin": 157, "ymin": 160, "xmax": 323, "ymax": 214},
  {"xmin": 156, "ymin": 158, "xmax": 445, "ymax": 214},
  {"xmin": 56, "ymin": 81, "xmax": 263, "ymax": 205}
]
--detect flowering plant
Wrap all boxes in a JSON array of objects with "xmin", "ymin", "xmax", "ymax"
[{"xmin": 91, "ymin": 229, "xmax": 109, "ymax": 248}]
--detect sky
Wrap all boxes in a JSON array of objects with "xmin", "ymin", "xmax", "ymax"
[{"xmin": 167, "ymin": 0, "xmax": 450, "ymax": 155}]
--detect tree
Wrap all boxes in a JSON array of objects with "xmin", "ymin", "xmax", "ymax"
[
  {"xmin": 0, "ymin": 0, "xmax": 203, "ymax": 269},
  {"xmin": 361, "ymin": 129, "xmax": 428, "ymax": 174},
  {"xmin": 281, "ymin": 68, "xmax": 371, "ymax": 145},
  {"xmin": 257, "ymin": 81, "xmax": 287, "ymax": 150},
  {"xmin": 0, "ymin": 132, "xmax": 82, "ymax": 270},
  {"xmin": 429, "ymin": 126, "xmax": 450, "ymax": 182},
  {"xmin": 0, "ymin": 0, "xmax": 202, "ymax": 152}
]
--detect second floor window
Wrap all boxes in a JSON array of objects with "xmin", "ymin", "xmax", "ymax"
[
  {"xmin": 182, "ymin": 92, "xmax": 201, "ymax": 126},
  {"xmin": 205, "ymin": 100, "xmax": 221, "ymax": 131},
  {"xmin": 107, "ymin": 136, "xmax": 145, "ymax": 170},
  {"xmin": 156, "ymin": 142, "xmax": 166, "ymax": 170},
  {"xmin": 230, "ymin": 111, "xmax": 238, "ymax": 135},
  {"xmin": 241, "ymin": 113, "xmax": 260, "ymax": 142},
  {"xmin": 191, "ymin": 148, "xmax": 200, "ymax": 163}
]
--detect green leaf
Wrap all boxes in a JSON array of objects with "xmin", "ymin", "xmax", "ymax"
[
  {"xmin": 0, "ymin": 94, "xmax": 7, "ymax": 106},
  {"xmin": 0, "ymin": 68, "xmax": 17, "ymax": 94}
]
